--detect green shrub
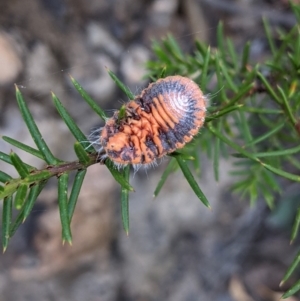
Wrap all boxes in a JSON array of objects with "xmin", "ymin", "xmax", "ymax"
[{"xmin": 1, "ymin": 3, "xmax": 300, "ymax": 298}]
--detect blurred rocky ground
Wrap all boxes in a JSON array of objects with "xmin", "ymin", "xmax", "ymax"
[{"xmin": 0, "ymin": 0, "xmax": 299, "ymax": 300}]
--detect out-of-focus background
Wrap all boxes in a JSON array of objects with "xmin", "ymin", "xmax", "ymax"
[{"xmin": 0, "ymin": 0, "xmax": 299, "ymax": 300}]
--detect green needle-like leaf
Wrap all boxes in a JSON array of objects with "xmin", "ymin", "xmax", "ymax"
[
  {"xmin": 244, "ymin": 123, "xmax": 284, "ymax": 148},
  {"xmin": 159, "ymin": 66, "xmax": 166, "ymax": 79},
  {"xmin": 23, "ymin": 182, "xmax": 46, "ymax": 222},
  {"xmin": 254, "ymin": 144, "xmax": 300, "ymax": 158},
  {"xmin": 169, "ymin": 151, "xmax": 195, "ymax": 161},
  {"xmin": 291, "ymin": 3, "xmax": 300, "ymax": 22},
  {"xmin": 262, "ymin": 162, "xmax": 300, "ymax": 182},
  {"xmin": 175, "ymin": 155, "xmax": 210, "ymax": 208},
  {"xmin": 238, "ymin": 110, "xmax": 253, "ymax": 146},
  {"xmin": 9, "ymin": 208, "xmax": 24, "ymax": 238},
  {"xmin": 166, "ymin": 35, "xmax": 184, "ymax": 60},
  {"xmin": 209, "ymin": 124, "xmax": 300, "ymax": 182},
  {"xmin": 8, "ymin": 182, "xmax": 44, "ymax": 238},
  {"xmin": 195, "ymin": 40, "xmax": 206, "ymax": 57},
  {"xmin": 261, "ymin": 169, "xmax": 280, "ymax": 193},
  {"xmin": 15, "ymin": 85, "xmax": 58, "ymax": 165},
  {"xmin": 218, "ymin": 58, "xmax": 238, "ymax": 93},
  {"xmin": 105, "ymin": 159, "xmax": 134, "ymax": 191},
  {"xmin": 70, "ymin": 76, "xmax": 107, "ymax": 121},
  {"xmin": 2, "ymin": 196, "xmax": 12, "ymax": 252},
  {"xmin": 281, "ymin": 279, "xmax": 300, "ymax": 299},
  {"xmin": 200, "ymin": 46, "xmax": 210, "ymax": 90},
  {"xmin": 294, "ymin": 31, "xmax": 300, "ymax": 64},
  {"xmin": 288, "ymin": 156, "xmax": 300, "ymax": 170},
  {"xmin": 262, "ymin": 186, "xmax": 274, "ymax": 209},
  {"xmin": 0, "ymin": 151, "xmax": 14, "ymax": 165},
  {"xmin": 152, "ymin": 41, "xmax": 172, "ymax": 65},
  {"xmin": 0, "ymin": 171, "xmax": 11, "ymax": 183},
  {"xmin": 14, "ymin": 184, "xmax": 28, "ymax": 209},
  {"xmin": 281, "ymin": 249, "xmax": 300, "ymax": 286},
  {"xmin": 106, "ymin": 68, "xmax": 135, "ymax": 100},
  {"xmin": 214, "ymin": 51, "xmax": 228, "ymax": 102},
  {"xmin": 0, "ymin": 179, "xmax": 20, "ymax": 201},
  {"xmin": 68, "ymin": 169, "xmax": 87, "ymax": 222},
  {"xmin": 52, "ymin": 92, "xmax": 94, "ymax": 152},
  {"xmin": 263, "ymin": 17, "xmax": 276, "ymax": 56},
  {"xmin": 209, "ymin": 125, "xmax": 256, "ymax": 161},
  {"xmin": 153, "ymin": 158, "xmax": 177, "ymax": 198},
  {"xmin": 121, "ymin": 166, "xmax": 130, "ymax": 235},
  {"xmin": 0, "ymin": 151, "xmax": 34, "ymax": 171},
  {"xmin": 58, "ymin": 173, "xmax": 72, "ymax": 244},
  {"xmin": 2, "ymin": 136, "xmax": 44, "ymax": 159},
  {"xmin": 249, "ymin": 183, "xmax": 258, "ymax": 206},
  {"xmin": 288, "ymin": 52, "xmax": 298, "ymax": 70},
  {"xmin": 227, "ymin": 38, "xmax": 238, "ymax": 70},
  {"xmin": 213, "ymin": 129, "xmax": 220, "ymax": 182},
  {"xmin": 206, "ymin": 104, "xmax": 243, "ymax": 123},
  {"xmin": 256, "ymin": 72, "xmax": 282, "ymax": 105},
  {"xmin": 241, "ymin": 41, "xmax": 250, "ymax": 72},
  {"xmin": 224, "ymin": 81, "xmax": 255, "ymax": 108},
  {"xmin": 217, "ymin": 21, "xmax": 225, "ymax": 58},
  {"xmin": 74, "ymin": 142, "xmax": 90, "ymax": 164},
  {"xmin": 10, "ymin": 152, "xmax": 30, "ymax": 179},
  {"xmin": 117, "ymin": 104, "xmax": 127, "ymax": 122},
  {"xmin": 290, "ymin": 207, "xmax": 300, "ymax": 244},
  {"xmin": 274, "ymin": 26, "xmax": 298, "ymax": 64},
  {"xmin": 243, "ymin": 107, "xmax": 283, "ymax": 114},
  {"xmin": 277, "ymin": 85, "xmax": 297, "ymax": 125}
]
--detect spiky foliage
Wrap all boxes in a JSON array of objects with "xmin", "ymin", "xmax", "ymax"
[{"xmin": 1, "ymin": 2, "xmax": 300, "ymax": 297}]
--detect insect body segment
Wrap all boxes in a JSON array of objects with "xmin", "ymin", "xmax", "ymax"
[{"xmin": 100, "ymin": 76, "xmax": 207, "ymax": 166}]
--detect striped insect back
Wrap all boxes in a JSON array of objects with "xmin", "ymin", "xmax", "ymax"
[{"xmin": 100, "ymin": 76, "xmax": 207, "ymax": 166}]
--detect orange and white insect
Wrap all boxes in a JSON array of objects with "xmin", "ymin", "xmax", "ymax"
[{"xmin": 99, "ymin": 76, "xmax": 207, "ymax": 167}]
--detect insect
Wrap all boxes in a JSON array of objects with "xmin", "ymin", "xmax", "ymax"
[{"xmin": 99, "ymin": 76, "xmax": 207, "ymax": 167}]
